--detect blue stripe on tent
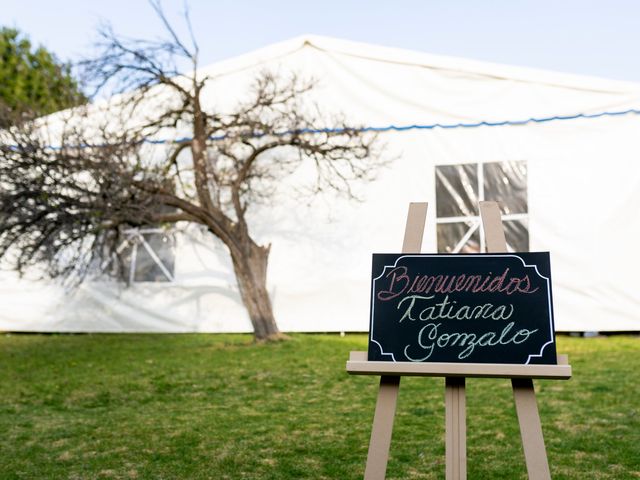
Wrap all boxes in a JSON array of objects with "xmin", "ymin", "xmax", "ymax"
[
  {"xmin": 161, "ymin": 107, "xmax": 640, "ymax": 144},
  {"xmin": 13, "ymin": 108, "xmax": 640, "ymax": 150}
]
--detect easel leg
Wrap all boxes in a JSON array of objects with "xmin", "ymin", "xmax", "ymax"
[
  {"xmin": 445, "ymin": 377, "xmax": 466, "ymax": 480},
  {"xmin": 512, "ymin": 378, "xmax": 551, "ymax": 480},
  {"xmin": 364, "ymin": 375, "xmax": 400, "ymax": 480}
]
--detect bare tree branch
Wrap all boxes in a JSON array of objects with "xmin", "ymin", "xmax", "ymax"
[{"xmin": 0, "ymin": 4, "xmax": 385, "ymax": 340}]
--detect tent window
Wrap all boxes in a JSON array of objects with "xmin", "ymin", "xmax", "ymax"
[
  {"xmin": 121, "ymin": 229, "xmax": 176, "ymax": 283},
  {"xmin": 435, "ymin": 161, "xmax": 528, "ymax": 253}
]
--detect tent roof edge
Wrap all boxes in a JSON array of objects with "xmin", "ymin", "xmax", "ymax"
[{"xmin": 197, "ymin": 34, "xmax": 640, "ymax": 96}]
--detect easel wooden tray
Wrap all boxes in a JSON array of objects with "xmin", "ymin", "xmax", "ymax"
[{"xmin": 347, "ymin": 351, "xmax": 571, "ymax": 379}]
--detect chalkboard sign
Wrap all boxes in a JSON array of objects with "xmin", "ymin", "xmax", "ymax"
[{"xmin": 368, "ymin": 253, "xmax": 557, "ymax": 365}]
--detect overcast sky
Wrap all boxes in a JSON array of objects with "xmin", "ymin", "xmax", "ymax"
[{"xmin": 4, "ymin": 1, "xmax": 640, "ymax": 83}]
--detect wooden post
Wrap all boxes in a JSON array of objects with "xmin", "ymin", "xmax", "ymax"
[
  {"xmin": 364, "ymin": 375, "xmax": 401, "ymax": 480},
  {"xmin": 479, "ymin": 201, "xmax": 552, "ymax": 480},
  {"xmin": 445, "ymin": 377, "xmax": 466, "ymax": 480},
  {"xmin": 401, "ymin": 202, "xmax": 428, "ymax": 253},
  {"xmin": 364, "ymin": 202, "xmax": 427, "ymax": 480}
]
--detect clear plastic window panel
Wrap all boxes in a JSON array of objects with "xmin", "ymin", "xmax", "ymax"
[
  {"xmin": 133, "ymin": 232, "xmax": 175, "ymax": 282},
  {"xmin": 482, "ymin": 161, "xmax": 528, "ymax": 215},
  {"xmin": 435, "ymin": 164, "xmax": 479, "ymax": 218},
  {"xmin": 503, "ymin": 219, "xmax": 529, "ymax": 252},
  {"xmin": 437, "ymin": 221, "xmax": 481, "ymax": 253},
  {"xmin": 435, "ymin": 160, "xmax": 529, "ymax": 253}
]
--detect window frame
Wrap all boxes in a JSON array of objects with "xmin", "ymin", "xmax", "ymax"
[
  {"xmin": 435, "ymin": 161, "xmax": 529, "ymax": 253},
  {"xmin": 121, "ymin": 227, "xmax": 176, "ymax": 283}
]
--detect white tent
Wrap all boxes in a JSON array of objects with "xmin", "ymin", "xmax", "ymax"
[{"xmin": 2, "ymin": 35, "xmax": 639, "ymax": 333}]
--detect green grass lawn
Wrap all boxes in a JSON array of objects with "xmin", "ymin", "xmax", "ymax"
[{"xmin": 0, "ymin": 333, "xmax": 638, "ymax": 479}]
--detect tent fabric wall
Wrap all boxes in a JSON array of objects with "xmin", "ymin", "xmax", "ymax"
[{"xmin": 1, "ymin": 35, "xmax": 639, "ymax": 333}]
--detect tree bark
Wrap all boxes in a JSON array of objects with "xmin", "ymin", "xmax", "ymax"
[{"xmin": 230, "ymin": 238, "xmax": 281, "ymax": 341}]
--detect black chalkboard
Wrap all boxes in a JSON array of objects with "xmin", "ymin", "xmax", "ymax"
[{"xmin": 368, "ymin": 253, "xmax": 557, "ymax": 365}]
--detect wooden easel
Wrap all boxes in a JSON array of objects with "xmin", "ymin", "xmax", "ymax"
[{"xmin": 347, "ymin": 201, "xmax": 572, "ymax": 480}]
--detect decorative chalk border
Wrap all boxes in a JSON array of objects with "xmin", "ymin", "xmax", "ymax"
[{"xmin": 369, "ymin": 254, "xmax": 554, "ymax": 365}]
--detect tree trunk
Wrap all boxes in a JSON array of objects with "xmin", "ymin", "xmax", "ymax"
[{"xmin": 230, "ymin": 239, "xmax": 281, "ymax": 341}]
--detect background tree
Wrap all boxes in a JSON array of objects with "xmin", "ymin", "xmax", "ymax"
[
  {"xmin": 0, "ymin": 27, "xmax": 85, "ymax": 127},
  {"xmin": 0, "ymin": 2, "xmax": 382, "ymax": 341}
]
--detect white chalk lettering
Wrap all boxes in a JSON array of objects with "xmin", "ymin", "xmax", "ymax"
[
  {"xmin": 403, "ymin": 321, "xmax": 539, "ymax": 361},
  {"xmin": 397, "ymin": 294, "xmax": 514, "ymax": 322}
]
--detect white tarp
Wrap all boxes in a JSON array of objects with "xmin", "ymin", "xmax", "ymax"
[{"xmin": 2, "ymin": 35, "xmax": 640, "ymax": 332}]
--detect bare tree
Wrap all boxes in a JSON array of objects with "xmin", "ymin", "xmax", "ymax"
[{"xmin": 0, "ymin": 2, "xmax": 382, "ymax": 340}]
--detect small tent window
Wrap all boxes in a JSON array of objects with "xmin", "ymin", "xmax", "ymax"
[
  {"xmin": 120, "ymin": 229, "xmax": 176, "ymax": 283},
  {"xmin": 435, "ymin": 161, "xmax": 528, "ymax": 253}
]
